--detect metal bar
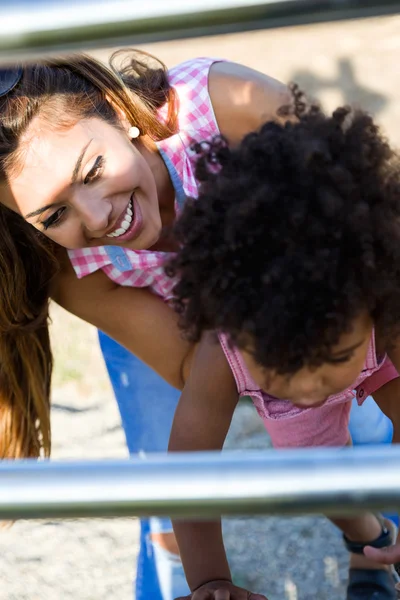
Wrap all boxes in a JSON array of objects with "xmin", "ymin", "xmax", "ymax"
[
  {"xmin": 0, "ymin": 446, "xmax": 400, "ymax": 520},
  {"xmin": 0, "ymin": 0, "xmax": 400, "ymax": 65}
]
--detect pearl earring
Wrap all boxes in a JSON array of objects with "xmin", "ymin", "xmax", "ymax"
[{"xmin": 128, "ymin": 126, "xmax": 140, "ymax": 139}]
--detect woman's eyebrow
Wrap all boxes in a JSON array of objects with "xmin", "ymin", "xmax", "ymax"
[
  {"xmin": 71, "ymin": 139, "xmax": 93, "ymax": 185},
  {"xmin": 24, "ymin": 139, "xmax": 94, "ymax": 219},
  {"xmin": 25, "ymin": 201, "xmax": 58, "ymax": 219}
]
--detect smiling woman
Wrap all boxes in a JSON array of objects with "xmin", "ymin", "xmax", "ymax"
[
  {"xmin": 0, "ymin": 49, "xmax": 290, "ymax": 600},
  {"xmin": 6, "ymin": 92, "xmax": 163, "ymax": 251},
  {"xmin": 0, "ymin": 49, "xmax": 200, "ymax": 446}
]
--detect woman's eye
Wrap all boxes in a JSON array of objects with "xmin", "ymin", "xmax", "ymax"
[
  {"xmin": 84, "ymin": 155, "xmax": 105, "ymax": 185},
  {"xmin": 42, "ymin": 207, "xmax": 66, "ymax": 230}
]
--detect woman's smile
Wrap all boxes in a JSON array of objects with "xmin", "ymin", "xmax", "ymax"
[{"xmin": 105, "ymin": 194, "xmax": 143, "ymax": 243}]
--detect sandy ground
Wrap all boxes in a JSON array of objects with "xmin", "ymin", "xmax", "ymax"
[{"xmin": 1, "ymin": 12, "xmax": 400, "ymax": 600}]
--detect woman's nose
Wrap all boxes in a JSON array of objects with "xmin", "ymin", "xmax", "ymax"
[{"xmin": 72, "ymin": 191, "xmax": 112, "ymax": 236}]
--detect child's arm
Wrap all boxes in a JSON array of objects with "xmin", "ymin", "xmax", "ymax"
[
  {"xmin": 168, "ymin": 334, "xmax": 267, "ymax": 599},
  {"xmin": 169, "ymin": 333, "xmax": 237, "ymax": 589}
]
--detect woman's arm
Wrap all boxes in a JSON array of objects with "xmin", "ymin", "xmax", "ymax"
[
  {"xmin": 51, "ymin": 258, "xmax": 195, "ymax": 390},
  {"xmin": 209, "ymin": 61, "xmax": 292, "ymax": 146}
]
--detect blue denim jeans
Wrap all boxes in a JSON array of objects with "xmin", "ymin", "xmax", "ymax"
[
  {"xmin": 349, "ymin": 395, "xmax": 398, "ymax": 527},
  {"xmin": 98, "ymin": 331, "xmax": 190, "ymax": 600}
]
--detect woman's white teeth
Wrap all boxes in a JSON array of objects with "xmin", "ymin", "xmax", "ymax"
[{"xmin": 107, "ymin": 201, "xmax": 134, "ymax": 237}]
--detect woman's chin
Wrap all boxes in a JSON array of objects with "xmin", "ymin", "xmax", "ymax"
[{"xmin": 125, "ymin": 225, "xmax": 162, "ymax": 251}]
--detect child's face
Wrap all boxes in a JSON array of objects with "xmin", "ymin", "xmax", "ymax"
[{"xmin": 240, "ymin": 312, "xmax": 373, "ymax": 408}]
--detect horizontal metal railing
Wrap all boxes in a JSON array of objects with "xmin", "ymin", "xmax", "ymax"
[
  {"xmin": 0, "ymin": 446, "xmax": 399, "ymax": 520},
  {"xmin": 0, "ymin": 1, "xmax": 399, "ymax": 526},
  {"xmin": 0, "ymin": 0, "xmax": 399, "ymax": 64}
]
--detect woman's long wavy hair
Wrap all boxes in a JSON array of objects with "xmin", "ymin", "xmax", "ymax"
[{"xmin": 0, "ymin": 50, "xmax": 177, "ymax": 458}]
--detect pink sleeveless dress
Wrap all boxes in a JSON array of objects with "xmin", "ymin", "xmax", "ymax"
[
  {"xmin": 68, "ymin": 57, "xmax": 399, "ymax": 450},
  {"xmin": 219, "ymin": 333, "xmax": 398, "ymax": 448}
]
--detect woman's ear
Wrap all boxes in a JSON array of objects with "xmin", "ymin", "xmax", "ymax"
[{"xmin": 105, "ymin": 94, "xmax": 130, "ymax": 128}]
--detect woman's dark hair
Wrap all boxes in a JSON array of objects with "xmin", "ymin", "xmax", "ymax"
[
  {"xmin": 167, "ymin": 86, "xmax": 400, "ymax": 374},
  {"xmin": 0, "ymin": 49, "xmax": 177, "ymax": 458}
]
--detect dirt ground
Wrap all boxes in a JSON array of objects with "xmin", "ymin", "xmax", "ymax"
[{"xmin": 1, "ymin": 12, "xmax": 400, "ymax": 600}]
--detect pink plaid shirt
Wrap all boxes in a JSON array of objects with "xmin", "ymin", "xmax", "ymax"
[{"xmin": 68, "ymin": 57, "xmax": 221, "ymax": 291}]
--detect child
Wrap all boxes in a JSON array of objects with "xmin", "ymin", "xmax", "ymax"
[{"xmin": 166, "ymin": 88, "xmax": 400, "ymax": 600}]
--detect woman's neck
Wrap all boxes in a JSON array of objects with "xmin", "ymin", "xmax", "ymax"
[
  {"xmin": 139, "ymin": 136, "xmax": 179, "ymax": 252},
  {"xmin": 140, "ymin": 136, "xmax": 176, "ymax": 234}
]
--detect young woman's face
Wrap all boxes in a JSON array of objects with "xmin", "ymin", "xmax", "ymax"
[
  {"xmin": 240, "ymin": 312, "xmax": 373, "ymax": 408},
  {"xmin": 5, "ymin": 116, "xmax": 162, "ymax": 250}
]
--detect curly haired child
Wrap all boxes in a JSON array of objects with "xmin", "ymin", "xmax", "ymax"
[{"xmin": 167, "ymin": 89, "xmax": 400, "ymax": 600}]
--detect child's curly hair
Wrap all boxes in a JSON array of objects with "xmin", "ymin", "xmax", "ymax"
[{"xmin": 166, "ymin": 86, "xmax": 400, "ymax": 374}]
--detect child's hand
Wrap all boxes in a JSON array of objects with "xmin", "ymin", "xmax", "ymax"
[{"xmin": 175, "ymin": 579, "xmax": 268, "ymax": 599}]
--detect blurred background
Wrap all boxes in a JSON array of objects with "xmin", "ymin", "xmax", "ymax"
[{"xmin": 1, "ymin": 12, "xmax": 400, "ymax": 600}]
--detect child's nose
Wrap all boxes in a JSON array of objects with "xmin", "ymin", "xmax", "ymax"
[
  {"xmin": 293, "ymin": 396, "xmax": 328, "ymax": 408},
  {"xmin": 294, "ymin": 380, "xmax": 327, "ymax": 406}
]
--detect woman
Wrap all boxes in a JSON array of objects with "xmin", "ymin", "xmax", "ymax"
[{"xmin": 0, "ymin": 51, "xmax": 289, "ymax": 599}]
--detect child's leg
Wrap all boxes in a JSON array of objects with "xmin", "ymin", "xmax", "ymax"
[
  {"xmin": 328, "ymin": 437, "xmax": 392, "ymax": 571},
  {"xmin": 327, "ymin": 435, "xmax": 397, "ymax": 598},
  {"xmin": 330, "ymin": 513, "xmax": 390, "ymax": 570},
  {"xmin": 98, "ymin": 331, "xmax": 190, "ymax": 600},
  {"xmin": 329, "ymin": 514, "xmax": 398, "ymax": 599},
  {"xmin": 265, "ymin": 402, "xmax": 397, "ymax": 598}
]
